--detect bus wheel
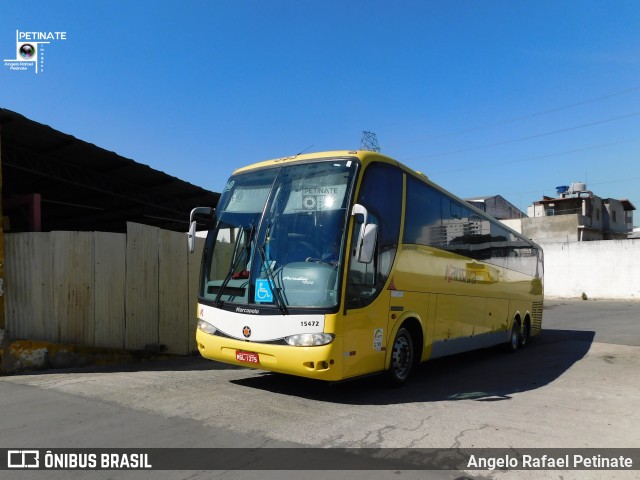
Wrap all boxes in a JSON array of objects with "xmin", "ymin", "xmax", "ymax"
[
  {"xmin": 519, "ymin": 318, "xmax": 531, "ymax": 349},
  {"xmin": 506, "ymin": 319, "xmax": 521, "ymax": 353},
  {"xmin": 387, "ymin": 327, "xmax": 414, "ymax": 386}
]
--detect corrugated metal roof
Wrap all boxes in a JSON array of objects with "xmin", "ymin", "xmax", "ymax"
[{"xmin": 1, "ymin": 108, "xmax": 219, "ymax": 232}]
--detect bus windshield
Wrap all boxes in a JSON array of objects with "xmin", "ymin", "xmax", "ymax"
[{"xmin": 201, "ymin": 158, "xmax": 358, "ymax": 311}]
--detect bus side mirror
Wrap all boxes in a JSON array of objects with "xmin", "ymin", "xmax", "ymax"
[
  {"xmin": 188, "ymin": 221, "xmax": 198, "ymax": 254},
  {"xmin": 359, "ymin": 223, "xmax": 378, "ymax": 264},
  {"xmin": 188, "ymin": 206, "xmax": 215, "ymax": 253},
  {"xmin": 351, "ymin": 203, "xmax": 377, "ymax": 263},
  {"xmin": 352, "ymin": 203, "xmax": 367, "ymax": 225}
]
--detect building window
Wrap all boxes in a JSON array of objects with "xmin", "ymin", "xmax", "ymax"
[{"xmin": 612, "ymin": 211, "xmax": 617, "ymax": 223}]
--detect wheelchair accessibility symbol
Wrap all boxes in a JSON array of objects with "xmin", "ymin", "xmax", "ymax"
[{"xmin": 255, "ymin": 279, "xmax": 273, "ymax": 303}]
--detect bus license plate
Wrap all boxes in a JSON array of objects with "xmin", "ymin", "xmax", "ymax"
[{"xmin": 236, "ymin": 350, "xmax": 259, "ymax": 364}]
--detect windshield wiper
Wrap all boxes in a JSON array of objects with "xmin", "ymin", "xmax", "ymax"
[
  {"xmin": 256, "ymin": 242, "xmax": 288, "ymax": 315},
  {"xmin": 214, "ymin": 223, "xmax": 255, "ymax": 308}
]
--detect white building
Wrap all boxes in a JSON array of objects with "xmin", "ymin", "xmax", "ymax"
[{"xmin": 523, "ymin": 183, "xmax": 635, "ymax": 242}]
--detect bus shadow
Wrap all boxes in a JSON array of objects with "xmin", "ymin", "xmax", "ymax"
[{"xmin": 229, "ymin": 329, "xmax": 595, "ymax": 405}]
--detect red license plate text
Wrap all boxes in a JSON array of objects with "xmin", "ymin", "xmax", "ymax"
[{"xmin": 236, "ymin": 350, "xmax": 259, "ymax": 364}]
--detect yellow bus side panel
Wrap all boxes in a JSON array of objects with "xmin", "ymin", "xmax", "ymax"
[
  {"xmin": 386, "ymin": 291, "xmax": 431, "ymax": 363},
  {"xmin": 340, "ymin": 304, "xmax": 388, "ymax": 380}
]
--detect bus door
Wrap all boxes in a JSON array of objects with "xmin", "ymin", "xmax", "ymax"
[{"xmin": 341, "ymin": 162, "xmax": 403, "ymax": 378}]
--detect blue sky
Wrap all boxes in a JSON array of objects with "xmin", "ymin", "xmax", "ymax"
[{"xmin": 2, "ymin": 1, "xmax": 640, "ymax": 219}]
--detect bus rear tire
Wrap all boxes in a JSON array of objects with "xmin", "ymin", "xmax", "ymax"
[
  {"xmin": 387, "ymin": 327, "xmax": 414, "ymax": 386},
  {"xmin": 519, "ymin": 318, "xmax": 531, "ymax": 349},
  {"xmin": 506, "ymin": 319, "xmax": 521, "ymax": 353}
]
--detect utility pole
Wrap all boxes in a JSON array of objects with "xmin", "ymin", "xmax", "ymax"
[{"xmin": 360, "ymin": 131, "xmax": 380, "ymax": 152}]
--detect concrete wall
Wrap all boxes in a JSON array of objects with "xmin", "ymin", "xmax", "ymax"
[
  {"xmin": 522, "ymin": 215, "xmax": 582, "ymax": 242},
  {"xmin": 540, "ymin": 239, "xmax": 640, "ymax": 299},
  {"xmin": 500, "ymin": 218, "xmax": 523, "ymax": 234}
]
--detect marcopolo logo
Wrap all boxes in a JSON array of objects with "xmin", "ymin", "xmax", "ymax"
[{"xmin": 4, "ymin": 30, "xmax": 67, "ymax": 74}]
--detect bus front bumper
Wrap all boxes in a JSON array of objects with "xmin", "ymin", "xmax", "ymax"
[{"xmin": 196, "ymin": 329, "xmax": 344, "ymax": 381}]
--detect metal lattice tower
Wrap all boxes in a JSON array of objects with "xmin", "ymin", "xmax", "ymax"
[{"xmin": 360, "ymin": 131, "xmax": 380, "ymax": 152}]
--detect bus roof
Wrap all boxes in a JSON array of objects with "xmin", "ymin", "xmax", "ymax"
[
  {"xmin": 230, "ymin": 150, "xmax": 539, "ymax": 250},
  {"xmin": 232, "ymin": 150, "xmax": 401, "ymax": 175}
]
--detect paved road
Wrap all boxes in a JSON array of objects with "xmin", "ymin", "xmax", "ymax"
[
  {"xmin": 1, "ymin": 299, "xmax": 639, "ymax": 480},
  {"xmin": 543, "ymin": 298, "xmax": 640, "ymax": 346}
]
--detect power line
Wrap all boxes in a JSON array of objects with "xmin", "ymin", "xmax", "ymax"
[
  {"xmin": 396, "ymin": 85, "xmax": 640, "ymax": 146},
  {"xmin": 404, "ymin": 111, "xmax": 640, "ymax": 162},
  {"xmin": 588, "ymin": 176, "xmax": 640, "ymax": 188},
  {"xmin": 498, "ymin": 175, "xmax": 640, "ymax": 200},
  {"xmin": 322, "ymin": 85, "xmax": 640, "ymax": 154},
  {"xmin": 425, "ymin": 136, "xmax": 640, "ymax": 175}
]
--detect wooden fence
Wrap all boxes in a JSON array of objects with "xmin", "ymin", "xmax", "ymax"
[{"xmin": 4, "ymin": 222, "xmax": 205, "ymax": 354}]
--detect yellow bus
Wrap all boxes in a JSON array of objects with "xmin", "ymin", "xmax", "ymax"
[{"xmin": 188, "ymin": 150, "xmax": 543, "ymax": 385}]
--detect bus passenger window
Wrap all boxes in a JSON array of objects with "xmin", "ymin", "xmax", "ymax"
[
  {"xmin": 442, "ymin": 198, "xmax": 469, "ymax": 256},
  {"xmin": 346, "ymin": 163, "xmax": 402, "ymax": 309},
  {"xmin": 403, "ymin": 175, "xmax": 442, "ymax": 247}
]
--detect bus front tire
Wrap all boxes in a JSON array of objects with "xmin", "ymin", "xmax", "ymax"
[{"xmin": 387, "ymin": 327, "xmax": 414, "ymax": 386}]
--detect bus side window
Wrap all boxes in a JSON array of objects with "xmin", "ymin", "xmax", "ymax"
[
  {"xmin": 346, "ymin": 163, "xmax": 402, "ymax": 309},
  {"xmin": 468, "ymin": 214, "xmax": 492, "ymax": 261},
  {"xmin": 490, "ymin": 223, "xmax": 511, "ymax": 269},
  {"xmin": 403, "ymin": 175, "xmax": 442, "ymax": 247},
  {"xmin": 441, "ymin": 198, "xmax": 469, "ymax": 256}
]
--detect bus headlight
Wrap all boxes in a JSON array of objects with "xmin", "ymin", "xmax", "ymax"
[
  {"xmin": 285, "ymin": 333, "xmax": 334, "ymax": 346},
  {"xmin": 197, "ymin": 319, "xmax": 217, "ymax": 335}
]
